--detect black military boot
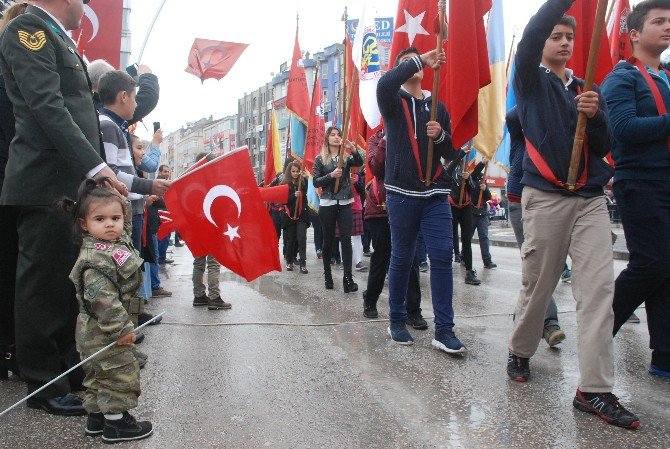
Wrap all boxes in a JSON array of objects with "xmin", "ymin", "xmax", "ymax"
[
  {"xmin": 102, "ymin": 412, "xmax": 153, "ymax": 444},
  {"xmin": 324, "ymin": 265, "xmax": 334, "ymax": 290},
  {"xmin": 0, "ymin": 344, "xmax": 19, "ymax": 380},
  {"xmin": 85, "ymin": 412, "xmax": 105, "ymax": 437},
  {"xmin": 343, "ymin": 271, "xmax": 358, "ymax": 293}
]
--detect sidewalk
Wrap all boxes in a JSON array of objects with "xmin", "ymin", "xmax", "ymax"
[{"xmin": 474, "ymin": 220, "xmax": 629, "ymax": 261}]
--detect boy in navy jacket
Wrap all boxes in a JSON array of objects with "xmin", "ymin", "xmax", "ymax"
[
  {"xmin": 507, "ymin": 0, "xmax": 639, "ymax": 429},
  {"xmin": 601, "ymin": 0, "xmax": 670, "ymax": 380},
  {"xmin": 376, "ymin": 47, "xmax": 463, "ymax": 352}
]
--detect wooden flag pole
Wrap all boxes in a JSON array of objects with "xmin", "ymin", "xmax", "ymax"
[
  {"xmin": 605, "ymin": 0, "xmax": 617, "ymax": 28},
  {"xmin": 477, "ymin": 161, "xmax": 489, "ymax": 209},
  {"xmin": 457, "ymin": 142, "xmax": 473, "ymax": 208},
  {"xmin": 294, "ymin": 64, "xmax": 320, "ymax": 219},
  {"xmin": 567, "ymin": 0, "xmax": 609, "ymax": 189},
  {"xmin": 424, "ymin": 0, "xmax": 448, "ymax": 186},
  {"xmin": 334, "ymin": 70, "xmax": 358, "ymax": 194}
]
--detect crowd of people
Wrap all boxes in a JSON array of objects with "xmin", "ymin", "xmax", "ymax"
[{"xmin": 0, "ymin": 0, "xmax": 668, "ymax": 443}]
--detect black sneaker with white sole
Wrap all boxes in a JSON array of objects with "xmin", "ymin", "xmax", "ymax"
[
  {"xmin": 573, "ymin": 389, "xmax": 640, "ymax": 429},
  {"xmin": 507, "ymin": 352, "xmax": 530, "ymax": 382},
  {"xmin": 102, "ymin": 412, "xmax": 153, "ymax": 444},
  {"xmin": 85, "ymin": 412, "xmax": 104, "ymax": 436}
]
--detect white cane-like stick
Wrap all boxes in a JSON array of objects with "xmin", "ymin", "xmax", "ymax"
[{"xmin": 0, "ymin": 311, "xmax": 165, "ymax": 418}]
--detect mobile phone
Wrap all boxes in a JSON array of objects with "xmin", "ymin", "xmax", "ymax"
[
  {"xmin": 153, "ymin": 122, "xmax": 161, "ymax": 133},
  {"xmin": 126, "ymin": 63, "xmax": 138, "ymax": 78}
]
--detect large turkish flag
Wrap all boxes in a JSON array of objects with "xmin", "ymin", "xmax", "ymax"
[
  {"xmin": 567, "ymin": 0, "xmax": 614, "ymax": 85},
  {"xmin": 72, "ymin": 0, "xmax": 124, "ymax": 67},
  {"xmin": 164, "ymin": 148, "xmax": 281, "ymax": 281}
]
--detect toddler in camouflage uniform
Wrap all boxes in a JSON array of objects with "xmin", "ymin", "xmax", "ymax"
[{"xmin": 67, "ymin": 179, "xmax": 153, "ymax": 443}]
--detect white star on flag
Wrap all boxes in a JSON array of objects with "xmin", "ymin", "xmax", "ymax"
[
  {"xmin": 223, "ymin": 224, "xmax": 240, "ymax": 241},
  {"xmin": 395, "ymin": 10, "xmax": 430, "ymax": 47}
]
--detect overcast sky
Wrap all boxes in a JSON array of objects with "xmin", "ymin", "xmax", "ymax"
[{"xmin": 129, "ymin": 0, "xmax": 641, "ymax": 140}]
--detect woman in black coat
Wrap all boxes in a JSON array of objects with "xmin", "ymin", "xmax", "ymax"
[{"xmin": 280, "ymin": 161, "xmax": 310, "ymax": 273}]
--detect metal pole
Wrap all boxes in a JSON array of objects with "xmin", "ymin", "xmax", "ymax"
[
  {"xmin": 0, "ymin": 312, "xmax": 166, "ymax": 418},
  {"xmin": 137, "ymin": 0, "xmax": 168, "ymax": 63}
]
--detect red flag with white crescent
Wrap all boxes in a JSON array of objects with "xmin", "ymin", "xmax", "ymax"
[
  {"xmin": 71, "ymin": 1, "xmax": 123, "ymax": 66},
  {"xmin": 163, "ymin": 148, "xmax": 281, "ymax": 281}
]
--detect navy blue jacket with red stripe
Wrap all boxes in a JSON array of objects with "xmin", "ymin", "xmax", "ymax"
[
  {"xmin": 376, "ymin": 55, "xmax": 458, "ymax": 198},
  {"xmin": 513, "ymin": 0, "xmax": 614, "ymax": 198}
]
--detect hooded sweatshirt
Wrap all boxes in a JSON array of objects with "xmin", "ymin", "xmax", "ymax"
[{"xmin": 376, "ymin": 55, "xmax": 457, "ymax": 198}]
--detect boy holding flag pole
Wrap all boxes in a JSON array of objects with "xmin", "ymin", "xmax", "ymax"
[{"xmin": 506, "ymin": 0, "xmax": 639, "ymax": 429}]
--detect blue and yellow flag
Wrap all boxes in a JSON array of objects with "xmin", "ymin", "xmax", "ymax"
[{"xmin": 473, "ymin": 0, "xmax": 506, "ymax": 161}]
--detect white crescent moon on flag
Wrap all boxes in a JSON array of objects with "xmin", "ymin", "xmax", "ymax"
[
  {"xmin": 202, "ymin": 185, "xmax": 242, "ymax": 228},
  {"xmin": 83, "ymin": 5, "xmax": 99, "ymax": 43}
]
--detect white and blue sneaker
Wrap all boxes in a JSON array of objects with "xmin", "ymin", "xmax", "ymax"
[
  {"xmin": 387, "ymin": 324, "xmax": 414, "ymax": 345},
  {"xmin": 432, "ymin": 330, "xmax": 467, "ymax": 354}
]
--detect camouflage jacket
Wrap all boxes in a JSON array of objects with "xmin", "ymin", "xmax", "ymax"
[{"xmin": 70, "ymin": 233, "xmax": 143, "ymax": 356}]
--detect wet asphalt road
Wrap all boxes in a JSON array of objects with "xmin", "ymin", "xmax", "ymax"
[{"xmin": 1, "ymin": 236, "xmax": 669, "ymax": 448}]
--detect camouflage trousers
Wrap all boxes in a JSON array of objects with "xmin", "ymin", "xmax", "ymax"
[
  {"xmin": 82, "ymin": 347, "xmax": 140, "ymax": 414},
  {"xmin": 193, "ymin": 255, "xmax": 220, "ymax": 299}
]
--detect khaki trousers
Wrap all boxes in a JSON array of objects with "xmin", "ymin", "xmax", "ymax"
[
  {"xmin": 509, "ymin": 187, "xmax": 615, "ymax": 392},
  {"xmin": 193, "ymin": 255, "xmax": 221, "ymax": 299}
]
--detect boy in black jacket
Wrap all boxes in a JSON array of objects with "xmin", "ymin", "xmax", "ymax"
[
  {"xmin": 506, "ymin": 0, "xmax": 639, "ymax": 429},
  {"xmin": 376, "ymin": 47, "xmax": 464, "ymax": 353}
]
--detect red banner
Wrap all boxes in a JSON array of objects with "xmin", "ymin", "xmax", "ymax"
[{"xmin": 72, "ymin": 1, "xmax": 124, "ymax": 68}]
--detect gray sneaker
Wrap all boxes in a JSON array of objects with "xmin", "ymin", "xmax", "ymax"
[{"xmin": 543, "ymin": 325, "xmax": 566, "ymax": 347}]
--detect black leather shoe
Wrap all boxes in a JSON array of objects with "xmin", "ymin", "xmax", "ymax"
[
  {"xmin": 343, "ymin": 271, "xmax": 358, "ymax": 293},
  {"xmin": 26, "ymin": 393, "xmax": 86, "ymax": 416},
  {"xmin": 102, "ymin": 412, "xmax": 154, "ymax": 443},
  {"xmin": 138, "ymin": 312, "xmax": 161, "ymax": 326},
  {"xmin": 85, "ymin": 412, "xmax": 105, "ymax": 436},
  {"xmin": 407, "ymin": 314, "xmax": 429, "ymax": 330}
]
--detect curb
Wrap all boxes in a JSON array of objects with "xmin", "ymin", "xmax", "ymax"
[{"xmin": 473, "ymin": 237, "xmax": 630, "ymax": 261}]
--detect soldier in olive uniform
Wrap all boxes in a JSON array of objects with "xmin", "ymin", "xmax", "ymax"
[
  {"xmin": 0, "ymin": 0, "xmax": 127, "ymax": 415},
  {"xmin": 68, "ymin": 179, "xmax": 153, "ymax": 443}
]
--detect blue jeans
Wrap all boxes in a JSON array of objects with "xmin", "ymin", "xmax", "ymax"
[
  {"xmin": 415, "ymin": 230, "xmax": 427, "ymax": 263},
  {"xmin": 131, "ymin": 214, "xmax": 144, "ymax": 251},
  {"xmin": 387, "ymin": 192, "xmax": 454, "ymax": 330},
  {"xmin": 158, "ymin": 236, "xmax": 169, "ymax": 262},
  {"xmin": 149, "ymin": 234, "xmax": 161, "ymax": 290}
]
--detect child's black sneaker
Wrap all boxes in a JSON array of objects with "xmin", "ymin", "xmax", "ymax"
[
  {"xmin": 573, "ymin": 389, "xmax": 640, "ymax": 429},
  {"xmin": 102, "ymin": 412, "xmax": 153, "ymax": 444},
  {"xmin": 85, "ymin": 412, "xmax": 104, "ymax": 436}
]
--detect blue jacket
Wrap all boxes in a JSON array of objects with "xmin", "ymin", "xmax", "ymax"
[
  {"xmin": 514, "ymin": 0, "xmax": 613, "ymax": 197},
  {"xmin": 377, "ymin": 55, "xmax": 457, "ymax": 198},
  {"xmin": 506, "ymin": 107, "xmax": 524, "ymax": 198},
  {"xmin": 601, "ymin": 61, "xmax": 670, "ymax": 182}
]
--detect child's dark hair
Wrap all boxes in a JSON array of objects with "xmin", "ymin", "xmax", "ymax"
[
  {"xmin": 56, "ymin": 178, "xmax": 126, "ymax": 243},
  {"xmin": 98, "ymin": 70, "xmax": 137, "ymax": 106}
]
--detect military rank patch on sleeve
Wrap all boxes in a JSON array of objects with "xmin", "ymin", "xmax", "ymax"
[
  {"xmin": 113, "ymin": 248, "xmax": 131, "ymax": 267},
  {"xmin": 18, "ymin": 30, "xmax": 47, "ymax": 51}
]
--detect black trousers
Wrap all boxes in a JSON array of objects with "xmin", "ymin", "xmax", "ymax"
[
  {"xmin": 451, "ymin": 204, "xmax": 473, "ymax": 270},
  {"xmin": 0, "ymin": 206, "xmax": 18, "ymax": 348},
  {"xmin": 613, "ymin": 180, "xmax": 670, "ymax": 370},
  {"xmin": 320, "ymin": 203, "xmax": 353, "ymax": 272},
  {"xmin": 14, "ymin": 205, "xmax": 81, "ymax": 396},
  {"xmin": 364, "ymin": 217, "xmax": 422, "ymax": 316},
  {"xmin": 283, "ymin": 220, "xmax": 307, "ymax": 265}
]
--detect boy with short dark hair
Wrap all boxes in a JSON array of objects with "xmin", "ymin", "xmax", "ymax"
[
  {"xmin": 507, "ymin": 0, "xmax": 639, "ymax": 429},
  {"xmin": 601, "ymin": 0, "xmax": 670, "ymax": 380}
]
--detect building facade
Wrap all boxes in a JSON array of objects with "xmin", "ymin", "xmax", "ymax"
[{"xmin": 237, "ymin": 83, "xmax": 273, "ymax": 184}]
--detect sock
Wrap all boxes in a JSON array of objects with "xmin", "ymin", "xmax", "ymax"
[{"xmin": 104, "ymin": 413, "xmax": 123, "ymax": 420}]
